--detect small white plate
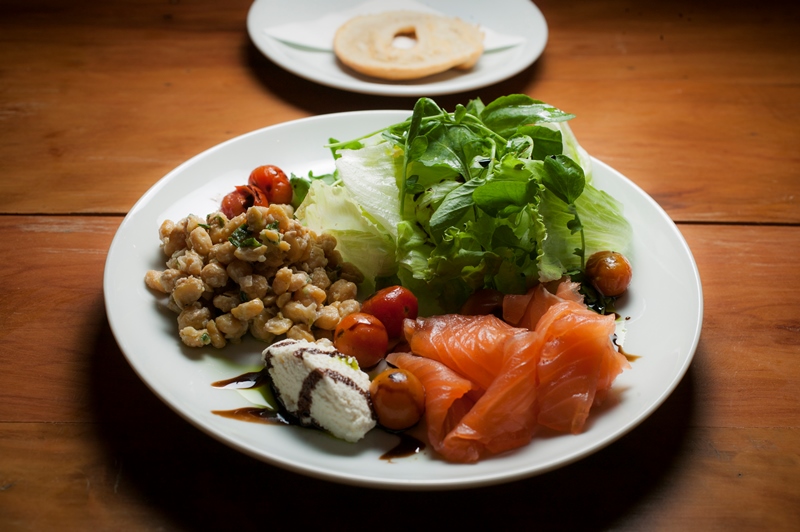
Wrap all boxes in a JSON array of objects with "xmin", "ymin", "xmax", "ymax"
[
  {"xmin": 104, "ymin": 110, "xmax": 703, "ymax": 490},
  {"xmin": 246, "ymin": 0, "xmax": 548, "ymax": 96}
]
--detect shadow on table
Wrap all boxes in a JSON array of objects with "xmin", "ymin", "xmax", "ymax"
[
  {"xmin": 89, "ymin": 312, "xmax": 697, "ymax": 530},
  {"xmin": 241, "ymin": 40, "xmax": 546, "ymax": 114}
]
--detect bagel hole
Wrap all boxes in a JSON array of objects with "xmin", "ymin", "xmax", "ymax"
[{"xmin": 392, "ymin": 29, "xmax": 417, "ymax": 49}]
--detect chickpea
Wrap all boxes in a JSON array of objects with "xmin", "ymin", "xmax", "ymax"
[
  {"xmin": 231, "ymin": 299, "xmax": 265, "ymax": 321},
  {"xmin": 239, "ymin": 274, "xmax": 269, "ymax": 300},
  {"xmin": 188, "ymin": 226, "xmax": 213, "ymax": 257},
  {"xmin": 177, "ymin": 302, "xmax": 211, "ymax": 330},
  {"xmin": 314, "ymin": 305, "xmax": 340, "ymax": 330},
  {"xmin": 215, "ymin": 313, "xmax": 248, "ymax": 341},
  {"xmin": 201, "ymin": 261, "xmax": 228, "ymax": 288},
  {"xmin": 179, "ymin": 327, "xmax": 211, "ymax": 348},
  {"xmin": 288, "ymin": 271, "xmax": 309, "ymax": 293},
  {"xmin": 213, "ymin": 293, "xmax": 240, "ymax": 313},
  {"xmin": 250, "ymin": 309, "xmax": 278, "ymax": 343},
  {"xmin": 265, "ymin": 313, "xmax": 293, "ymax": 335},
  {"xmin": 209, "ymin": 241, "xmax": 236, "ymax": 265},
  {"xmin": 287, "ymin": 323, "xmax": 315, "ymax": 342},
  {"xmin": 226, "ymin": 259, "xmax": 252, "ymax": 284},
  {"xmin": 171, "ymin": 276, "xmax": 205, "ymax": 309},
  {"xmin": 281, "ymin": 301, "xmax": 317, "ymax": 324},
  {"xmin": 337, "ymin": 299, "xmax": 361, "ymax": 318},
  {"xmin": 206, "ymin": 319, "xmax": 226, "ymax": 349},
  {"xmin": 328, "ymin": 279, "xmax": 357, "ymax": 303},
  {"xmin": 175, "ymin": 249, "xmax": 204, "ymax": 276},
  {"xmin": 310, "ymin": 267, "xmax": 331, "ymax": 290},
  {"xmin": 163, "ymin": 220, "xmax": 188, "ymax": 256},
  {"xmin": 144, "ymin": 268, "xmax": 185, "ymax": 293},
  {"xmin": 234, "ymin": 244, "xmax": 268, "ymax": 263},
  {"xmin": 272, "ymin": 267, "xmax": 293, "ymax": 295}
]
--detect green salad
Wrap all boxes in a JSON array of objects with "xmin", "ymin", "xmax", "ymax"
[{"xmin": 292, "ymin": 94, "xmax": 632, "ymax": 315}]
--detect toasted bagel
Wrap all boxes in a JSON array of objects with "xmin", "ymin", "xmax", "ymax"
[{"xmin": 333, "ymin": 11, "xmax": 484, "ymax": 80}]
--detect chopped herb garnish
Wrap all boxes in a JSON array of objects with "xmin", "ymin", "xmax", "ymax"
[{"xmin": 228, "ymin": 224, "xmax": 260, "ymax": 248}]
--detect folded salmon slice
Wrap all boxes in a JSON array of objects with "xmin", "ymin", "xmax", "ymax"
[
  {"xmin": 396, "ymin": 280, "xmax": 629, "ymax": 463},
  {"xmin": 533, "ymin": 299, "xmax": 629, "ymax": 433},
  {"xmin": 385, "ymin": 352, "xmax": 477, "ymax": 456},
  {"xmin": 398, "ymin": 315, "xmax": 540, "ymax": 462}
]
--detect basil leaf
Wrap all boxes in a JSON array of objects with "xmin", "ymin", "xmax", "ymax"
[
  {"xmin": 473, "ymin": 179, "xmax": 536, "ymax": 217},
  {"xmin": 517, "ymin": 125, "xmax": 563, "ymax": 160},
  {"xmin": 543, "ymin": 154, "xmax": 585, "ymax": 205},
  {"xmin": 507, "ymin": 135, "xmax": 534, "ymax": 159},
  {"xmin": 428, "ymin": 178, "xmax": 484, "ymax": 242},
  {"xmin": 481, "ymin": 94, "xmax": 575, "ymax": 138}
]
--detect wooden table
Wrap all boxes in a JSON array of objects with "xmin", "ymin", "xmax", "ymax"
[{"xmin": 2, "ymin": 0, "xmax": 798, "ymax": 529}]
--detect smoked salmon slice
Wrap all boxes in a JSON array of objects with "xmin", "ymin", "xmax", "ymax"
[
  {"xmin": 533, "ymin": 299, "xmax": 628, "ymax": 433},
  {"xmin": 395, "ymin": 280, "xmax": 629, "ymax": 463},
  {"xmin": 398, "ymin": 314, "xmax": 540, "ymax": 462},
  {"xmin": 403, "ymin": 314, "xmax": 520, "ymax": 391},
  {"xmin": 385, "ymin": 352, "xmax": 477, "ymax": 456},
  {"xmin": 388, "ymin": 327, "xmax": 540, "ymax": 463}
]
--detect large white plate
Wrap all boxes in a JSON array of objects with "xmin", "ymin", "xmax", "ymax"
[
  {"xmin": 246, "ymin": 0, "xmax": 548, "ymax": 97},
  {"xmin": 104, "ymin": 110, "xmax": 703, "ymax": 490}
]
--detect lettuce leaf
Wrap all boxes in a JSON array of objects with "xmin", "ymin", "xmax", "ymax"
[
  {"xmin": 296, "ymin": 94, "xmax": 632, "ymax": 313},
  {"xmin": 295, "ymin": 180, "xmax": 396, "ymax": 295}
]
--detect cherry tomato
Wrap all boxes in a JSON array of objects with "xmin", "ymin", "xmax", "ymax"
[
  {"xmin": 460, "ymin": 288, "xmax": 505, "ymax": 317},
  {"xmin": 248, "ymin": 165, "xmax": 293, "ymax": 205},
  {"xmin": 220, "ymin": 189, "xmax": 249, "ymax": 218},
  {"xmin": 239, "ymin": 185, "xmax": 269, "ymax": 207},
  {"xmin": 360, "ymin": 286, "xmax": 418, "ymax": 339},
  {"xmin": 220, "ymin": 185, "xmax": 268, "ymax": 219},
  {"xmin": 369, "ymin": 368, "xmax": 426, "ymax": 431},
  {"xmin": 585, "ymin": 251, "xmax": 633, "ymax": 297},
  {"xmin": 334, "ymin": 312, "xmax": 388, "ymax": 369}
]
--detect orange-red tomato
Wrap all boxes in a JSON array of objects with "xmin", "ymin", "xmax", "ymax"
[
  {"xmin": 360, "ymin": 286, "xmax": 418, "ymax": 339},
  {"xmin": 220, "ymin": 185, "xmax": 268, "ymax": 219},
  {"xmin": 220, "ymin": 189, "xmax": 249, "ymax": 218},
  {"xmin": 585, "ymin": 251, "xmax": 633, "ymax": 297},
  {"xmin": 369, "ymin": 368, "xmax": 426, "ymax": 431},
  {"xmin": 248, "ymin": 165, "xmax": 293, "ymax": 205},
  {"xmin": 460, "ymin": 288, "xmax": 505, "ymax": 317},
  {"xmin": 334, "ymin": 312, "xmax": 388, "ymax": 369},
  {"xmin": 239, "ymin": 185, "xmax": 269, "ymax": 207}
]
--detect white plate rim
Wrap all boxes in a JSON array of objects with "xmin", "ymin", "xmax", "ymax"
[
  {"xmin": 104, "ymin": 110, "xmax": 703, "ymax": 490},
  {"xmin": 245, "ymin": 0, "xmax": 549, "ymax": 97}
]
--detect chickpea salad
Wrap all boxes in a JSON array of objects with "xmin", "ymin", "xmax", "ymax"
[{"xmin": 145, "ymin": 169, "xmax": 366, "ymax": 349}]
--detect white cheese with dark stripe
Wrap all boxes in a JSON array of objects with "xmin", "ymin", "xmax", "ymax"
[{"xmin": 262, "ymin": 339, "xmax": 376, "ymax": 443}]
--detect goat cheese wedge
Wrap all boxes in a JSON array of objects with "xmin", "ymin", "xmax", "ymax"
[{"xmin": 262, "ymin": 338, "xmax": 376, "ymax": 443}]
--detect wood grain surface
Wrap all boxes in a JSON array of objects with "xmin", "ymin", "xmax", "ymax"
[{"xmin": 1, "ymin": 0, "xmax": 798, "ymax": 530}]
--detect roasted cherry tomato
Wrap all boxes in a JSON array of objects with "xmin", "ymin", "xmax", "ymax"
[
  {"xmin": 369, "ymin": 368, "xmax": 426, "ymax": 431},
  {"xmin": 248, "ymin": 165, "xmax": 293, "ymax": 205},
  {"xmin": 220, "ymin": 189, "xmax": 249, "ymax": 218},
  {"xmin": 360, "ymin": 286, "xmax": 418, "ymax": 339},
  {"xmin": 334, "ymin": 312, "xmax": 388, "ymax": 369},
  {"xmin": 585, "ymin": 251, "xmax": 633, "ymax": 297},
  {"xmin": 220, "ymin": 185, "xmax": 268, "ymax": 219},
  {"xmin": 460, "ymin": 288, "xmax": 505, "ymax": 317}
]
